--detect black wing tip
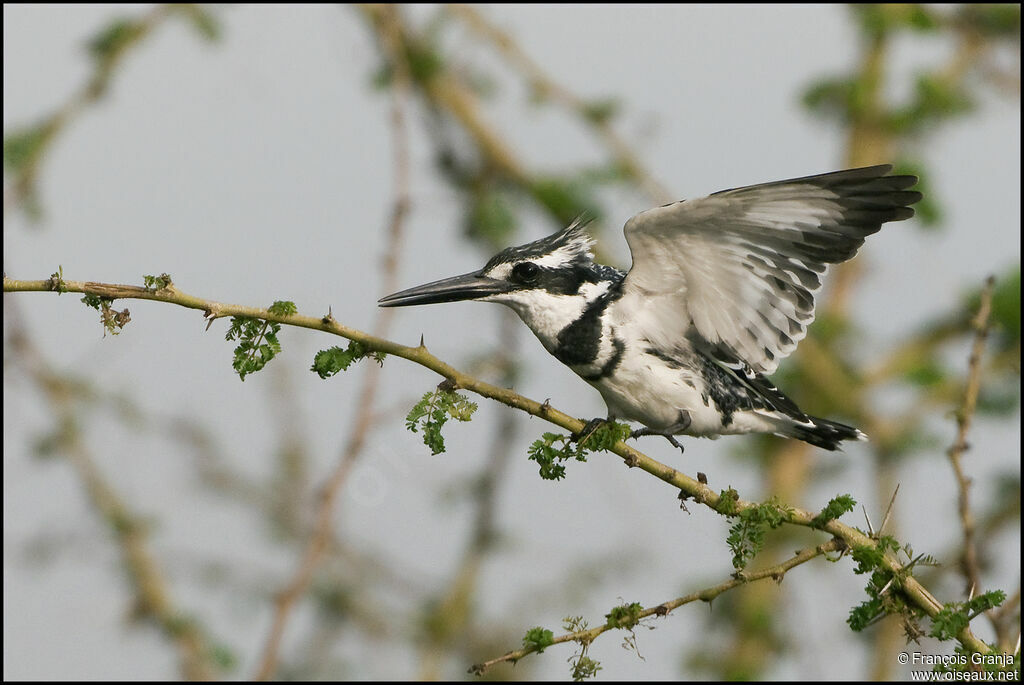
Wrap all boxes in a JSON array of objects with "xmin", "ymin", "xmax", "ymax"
[
  {"xmin": 711, "ymin": 164, "xmax": 921, "ymax": 201},
  {"xmin": 790, "ymin": 416, "xmax": 865, "ymax": 451},
  {"xmin": 815, "ymin": 164, "xmax": 920, "ymax": 189},
  {"xmin": 820, "ymin": 166, "xmax": 923, "ymax": 224}
]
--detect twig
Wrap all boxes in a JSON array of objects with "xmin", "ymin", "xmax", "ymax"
[
  {"xmin": 470, "ymin": 539, "xmax": 844, "ymax": 675},
  {"xmin": 946, "ymin": 276, "xmax": 996, "ymax": 600},
  {"xmin": 251, "ymin": 8, "xmax": 413, "ymax": 677}
]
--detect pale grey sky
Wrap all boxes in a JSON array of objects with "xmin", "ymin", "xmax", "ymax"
[{"xmin": 4, "ymin": 4, "xmax": 1020, "ymax": 680}]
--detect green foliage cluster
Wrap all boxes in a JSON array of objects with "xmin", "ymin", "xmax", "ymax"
[
  {"xmin": 526, "ymin": 421, "xmax": 631, "ymax": 480},
  {"xmin": 562, "ymin": 616, "xmax": 600, "ymax": 682},
  {"xmin": 725, "ymin": 498, "xmax": 791, "ymax": 571},
  {"xmin": 847, "ymin": 537, "xmax": 943, "ymax": 635},
  {"xmin": 3, "ymin": 121, "xmax": 56, "ymax": 176},
  {"xmin": 930, "ymin": 591, "xmax": 1007, "ymax": 641},
  {"xmin": 2, "ymin": 120, "xmax": 57, "ymax": 218},
  {"xmin": 569, "ymin": 652, "xmax": 602, "ymax": 682},
  {"xmin": 404, "ymin": 388, "xmax": 478, "ymax": 455},
  {"xmin": 81, "ymin": 293, "xmax": 130, "ymax": 337},
  {"xmin": 311, "ymin": 341, "xmax": 385, "ymax": 379},
  {"xmin": 811, "ymin": 494, "xmax": 857, "ymax": 528},
  {"xmin": 49, "ymin": 266, "xmax": 67, "ymax": 294},
  {"xmin": 142, "ymin": 273, "xmax": 173, "ymax": 291},
  {"xmin": 604, "ymin": 601, "xmax": 644, "ymax": 630},
  {"xmin": 87, "ymin": 7, "xmax": 219, "ymax": 78},
  {"xmin": 224, "ymin": 301, "xmax": 296, "ymax": 381},
  {"xmin": 87, "ymin": 18, "xmax": 146, "ymax": 70},
  {"xmin": 850, "ymin": 536, "xmax": 902, "ymax": 576},
  {"xmin": 521, "ymin": 626, "xmax": 554, "ymax": 653}
]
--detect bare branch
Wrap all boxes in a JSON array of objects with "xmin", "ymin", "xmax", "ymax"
[{"xmin": 946, "ymin": 276, "xmax": 996, "ymax": 601}]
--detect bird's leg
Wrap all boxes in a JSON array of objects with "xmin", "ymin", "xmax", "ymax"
[{"xmin": 630, "ymin": 410, "xmax": 691, "ymax": 454}]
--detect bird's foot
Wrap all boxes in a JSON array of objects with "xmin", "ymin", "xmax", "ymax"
[
  {"xmin": 575, "ymin": 416, "xmax": 612, "ymax": 446},
  {"xmin": 630, "ymin": 411, "xmax": 691, "ymax": 455}
]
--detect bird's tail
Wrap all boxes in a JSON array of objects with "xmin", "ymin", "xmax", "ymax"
[{"xmin": 785, "ymin": 416, "xmax": 866, "ymax": 451}]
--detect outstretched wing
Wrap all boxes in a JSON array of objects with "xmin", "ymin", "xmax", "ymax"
[{"xmin": 619, "ymin": 165, "xmax": 921, "ymax": 374}]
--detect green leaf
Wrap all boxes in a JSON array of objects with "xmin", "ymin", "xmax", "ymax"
[
  {"xmin": 605, "ymin": 601, "xmax": 643, "ymax": 629},
  {"xmin": 49, "ymin": 266, "xmax": 67, "ymax": 294},
  {"xmin": 267, "ymin": 300, "xmax": 297, "ymax": 316},
  {"xmin": 716, "ymin": 488, "xmax": 741, "ymax": 516},
  {"xmin": 311, "ymin": 341, "xmax": 385, "ymax": 379},
  {"xmin": 929, "ymin": 591, "xmax": 1007, "ymax": 641},
  {"xmin": 142, "ymin": 273, "xmax": 172, "ymax": 291},
  {"xmin": 3, "ymin": 121, "xmax": 56, "ymax": 173},
  {"xmin": 87, "ymin": 18, "xmax": 144, "ymax": 65},
  {"xmin": 80, "ymin": 293, "xmax": 130, "ymax": 336},
  {"xmin": 405, "ymin": 388, "xmax": 478, "ymax": 455},
  {"xmin": 225, "ymin": 316, "xmax": 281, "ymax": 381},
  {"xmin": 570, "ymin": 655, "xmax": 602, "ymax": 681},
  {"xmin": 726, "ymin": 498, "xmax": 790, "ymax": 570},
  {"xmin": 848, "ymin": 591, "xmax": 886, "ymax": 632},
  {"xmin": 522, "ymin": 626, "xmax": 554, "ymax": 653},
  {"xmin": 526, "ymin": 421, "xmax": 629, "ymax": 481},
  {"xmin": 850, "ymin": 536, "xmax": 900, "ymax": 575},
  {"xmin": 811, "ymin": 494, "xmax": 857, "ymax": 527}
]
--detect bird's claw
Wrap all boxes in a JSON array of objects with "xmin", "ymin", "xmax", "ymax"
[
  {"xmin": 575, "ymin": 417, "xmax": 609, "ymax": 445},
  {"xmin": 630, "ymin": 428, "xmax": 686, "ymax": 454},
  {"xmin": 630, "ymin": 411, "xmax": 690, "ymax": 455}
]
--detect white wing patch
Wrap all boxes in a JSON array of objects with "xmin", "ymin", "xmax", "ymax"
[{"xmin": 619, "ymin": 165, "xmax": 920, "ymax": 374}]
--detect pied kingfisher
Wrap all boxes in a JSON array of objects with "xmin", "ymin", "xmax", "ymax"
[{"xmin": 380, "ymin": 165, "xmax": 921, "ymax": 451}]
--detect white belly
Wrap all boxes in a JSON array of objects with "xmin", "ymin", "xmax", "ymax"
[{"xmin": 584, "ymin": 346, "xmax": 781, "ymax": 437}]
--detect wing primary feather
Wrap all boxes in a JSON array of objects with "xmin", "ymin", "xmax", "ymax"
[{"xmin": 621, "ymin": 165, "xmax": 921, "ymax": 373}]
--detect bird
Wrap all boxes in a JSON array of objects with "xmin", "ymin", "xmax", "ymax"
[{"xmin": 379, "ymin": 165, "xmax": 922, "ymax": 452}]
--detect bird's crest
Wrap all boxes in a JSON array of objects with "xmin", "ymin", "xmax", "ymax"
[{"xmin": 483, "ymin": 217, "xmax": 595, "ymax": 272}]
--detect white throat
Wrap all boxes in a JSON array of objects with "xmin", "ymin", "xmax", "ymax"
[{"xmin": 484, "ymin": 281, "xmax": 611, "ymax": 352}]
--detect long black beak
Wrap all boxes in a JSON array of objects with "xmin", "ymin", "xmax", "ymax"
[{"xmin": 378, "ymin": 270, "xmax": 512, "ymax": 307}]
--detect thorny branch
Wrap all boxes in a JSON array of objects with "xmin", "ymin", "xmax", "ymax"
[
  {"xmin": 2, "ymin": 275, "xmax": 998, "ymax": 658},
  {"xmin": 469, "ymin": 539, "xmax": 845, "ymax": 675},
  {"xmin": 946, "ymin": 277, "xmax": 995, "ymax": 601}
]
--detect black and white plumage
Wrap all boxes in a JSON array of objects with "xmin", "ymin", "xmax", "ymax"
[{"xmin": 380, "ymin": 165, "xmax": 922, "ymax": 451}]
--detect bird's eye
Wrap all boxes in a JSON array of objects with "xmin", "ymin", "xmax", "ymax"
[{"xmin": 511, "ymin": 262, "xmax": 540, "ymax": 284}]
